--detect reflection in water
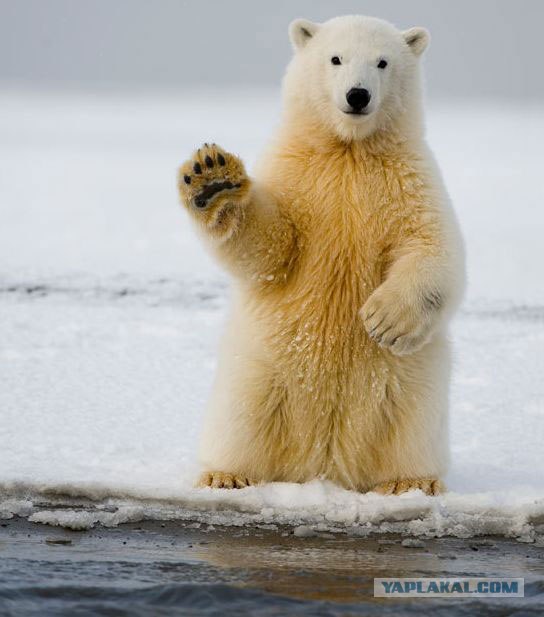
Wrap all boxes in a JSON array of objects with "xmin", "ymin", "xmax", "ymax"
[
  {"xmin": 187, "ymin": 525, "xmax": 540, "ymax": 605},
  {"xmin": 1, "ymin": 519, "xmax": 542, "ymax": 615}
]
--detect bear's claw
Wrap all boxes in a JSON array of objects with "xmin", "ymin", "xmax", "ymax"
[
  {"xmin": 372, "ymin": 477, "xmax": 443, "ymax": 496},
  {"xmin": 197, "ymin": 471, "xmax": 254, "ymax": 489},
  {"xmin": 360, "ymin": 285, "xmax": 435, "ymax": 356}
]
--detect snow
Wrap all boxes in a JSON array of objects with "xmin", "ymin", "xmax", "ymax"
[{"xmin": 1, "ymin": 90, "xmax": 543, "ymax": 539}]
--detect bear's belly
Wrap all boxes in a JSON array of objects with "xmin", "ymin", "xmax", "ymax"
[
  {"xmin": 263, "ymin": 240, "xmax": 382, "ymax": 373},
  {"xmin": 260, "ymin": 252, "xmax": 387, "ymax": 377}
]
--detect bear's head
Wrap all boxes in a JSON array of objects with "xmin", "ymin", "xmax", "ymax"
[{"xmin": 284, "ymin": 15, "xmax": 429, "ymax": 142}]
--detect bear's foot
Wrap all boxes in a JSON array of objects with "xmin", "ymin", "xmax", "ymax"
[
  {"xmin": 178, "ymin": 143, "xmax": 250, "ymax": 211},
  {"xmin": 372, "ymin": 477, "xmax": 443, "ymax": 496},
  {"xmin": 197, "ymin": 471, "xmax": 253, "ymax": 489}
]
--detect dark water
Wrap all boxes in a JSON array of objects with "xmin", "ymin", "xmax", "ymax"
[{"xmin": 1, "ymin": 519, "xmax": 543, "ymax": 616}]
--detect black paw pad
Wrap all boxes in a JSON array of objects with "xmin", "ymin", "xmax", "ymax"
[
  {"xmin": 193, "ymin": 162, "xmax": 202, "ymax": 174},
  {"xmin": 193, "ymin": 180, "xmax": 240, "ymax": 209},
  {"xmin": 217, "ymin": 153, "xmax": 226, "ymax": 166},
  {"xmin": 205, "ymin": 155, "xmax": 214, "ymax": 168},
  {"xmin": 183, "ymin": 175, "xmax": 191, "ymax": 185}
]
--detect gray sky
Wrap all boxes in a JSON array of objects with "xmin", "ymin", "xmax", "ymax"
[{"xmin": 1, "ymin": 0, "xmax": 543, "ymax": 98}]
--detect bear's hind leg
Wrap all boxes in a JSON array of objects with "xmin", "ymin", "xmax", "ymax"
[
  {"xmin": 198, "ymin": 325, "xmax": 290, "ymax": 489},
  {"xmin": 363, "ymin": 336, "xmax": 450, "ymax": 496}
]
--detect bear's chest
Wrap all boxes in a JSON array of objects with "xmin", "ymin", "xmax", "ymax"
[
  {"xmin": 286, "ymin": 158, "xmax": 405, "ymax": 285},
  {"xmin": 276, "ymin": 148, "xmax": 410, "ymax": 247}
]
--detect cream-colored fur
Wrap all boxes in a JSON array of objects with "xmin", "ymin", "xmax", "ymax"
[{"xmin": 178, "ymin": 15, "xmax": 465, "ymax": 495}]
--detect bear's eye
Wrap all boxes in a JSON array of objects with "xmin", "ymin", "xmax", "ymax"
[
  {"xmin": 331, "ymin": 56, "xmax": 341, "ymax": 66},
  {"xmin": 377, "ymin": 59, "xmax": 388, "ymax": 69}
]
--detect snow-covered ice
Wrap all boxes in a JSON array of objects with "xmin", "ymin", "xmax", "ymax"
[{"xmin": 1, "ymin": 90, "xmax": 543, "ymax": 539}]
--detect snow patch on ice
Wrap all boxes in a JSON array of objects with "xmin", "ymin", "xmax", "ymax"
[
  {"xmin": 0, "ymin": 499, "xmax": 33, "ymax": 520},
  {"xmin": 4, "ymin": 481, "xmax": 544, "ymax": 541},
  {"xmin": 28, "ymin": 506, "xmax": 146, "ymax": 531}
]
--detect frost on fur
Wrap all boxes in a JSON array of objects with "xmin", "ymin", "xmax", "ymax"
[{"xmin": 178, "ymin": 15, "xmax": 465, "ymax": 495}]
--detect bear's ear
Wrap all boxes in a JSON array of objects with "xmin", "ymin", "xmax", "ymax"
[
  {"xmin": 403, "ymin": 27, "xmax": 430, "ymax": 56},
  {"xmin": 289, "ymin": 19, "xmax": 320, "ymax": 51}
]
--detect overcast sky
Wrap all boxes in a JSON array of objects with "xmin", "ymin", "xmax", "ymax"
[{"xmin": 1, "ymin": 0, "xmax": 543, "ymax": 99}]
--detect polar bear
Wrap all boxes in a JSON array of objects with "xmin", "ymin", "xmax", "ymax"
[{"xmin": 178, "ymin": 15, "xmax": 465, "ymax": 495}]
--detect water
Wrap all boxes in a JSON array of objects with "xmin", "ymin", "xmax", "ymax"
[{"xmin": 1, "ymin": 518, "xmax": 543, "ymax": 616}]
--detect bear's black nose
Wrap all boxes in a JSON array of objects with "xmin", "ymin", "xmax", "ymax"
[{"xmin": 346, "ymin": 88, "xmax": 371, "ymax": 112}]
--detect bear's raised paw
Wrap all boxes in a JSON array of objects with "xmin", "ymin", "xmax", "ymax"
[{"xmin": 178, "ymin": 143, "xmax": 250, "ymax": 211}]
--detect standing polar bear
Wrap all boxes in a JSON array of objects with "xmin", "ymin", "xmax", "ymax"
[{"xmin": 178, "ymin": 15, "xmax": 464, "ymax": 495}]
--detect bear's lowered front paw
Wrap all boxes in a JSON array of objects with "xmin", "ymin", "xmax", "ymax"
[
  {"xmin": 360, "ymin": 286, "xmax": 435, "ymax": 356},
  {"xmin": 178, "ymin": 144, "xmax": 250, "ymax": 234}
]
